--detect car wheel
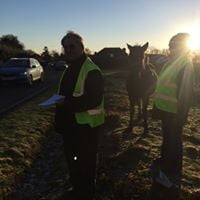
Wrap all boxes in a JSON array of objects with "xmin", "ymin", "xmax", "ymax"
[{"xmin": 27, "ymin": 75, "xmax": 33, "ymax": 86}]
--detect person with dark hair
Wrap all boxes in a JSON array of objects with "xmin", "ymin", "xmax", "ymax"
[
  {"xmin": 55, "ymin": 31, "xmax": 104, "ymax": 200},
  {"xmin": 151, "ymin": 33, "xmax": 194, "ymax": 199}
]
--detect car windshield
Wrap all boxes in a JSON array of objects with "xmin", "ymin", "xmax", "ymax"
[{"xmin": 3, "ymin": 59, "xmax": 29, "ymax": 68}]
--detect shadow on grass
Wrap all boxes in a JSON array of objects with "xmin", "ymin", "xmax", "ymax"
[
  {"xmin": 122, "ymin": 124, "xmax": 148, "ymax": 144},
  {"xmin": 96, "ymin": 141, "xmax": 150, "ymax": 200},
  {"xmin": 112, "ymin": 145, "xmax": 149, "ymax": 172},
  {"xmin": 104, "ymin": 114, "xmax": 121, "ymax": 131}
]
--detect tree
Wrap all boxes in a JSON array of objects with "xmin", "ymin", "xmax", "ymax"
[
  {"xmin": 51, "ymin": 50, "xmax": 60, "ymax": 60},
  {"xmin": 161, "ymin": 48, "xmax": 169, "ymax": 56},
  {"xmin": 16, "ymin": 49, "xmax": 39, "ymax": 58},
  {"xmin": 25, "ymin": 49, "xmax": 37, "ymax": 56},
  {"xmin": 148, "ymin": 46, "xmax": 162, "ymax": 54},
  {"xmin": 41, "ymin": 46, "xmax": 51, "ymax": 61},
  {"xmin": 0, "ymin": 34, "xmax": 24, "ymax": 50},
  {"xmin": 85, "ymin": 48, "xmax": 92, "ymax": 55}
]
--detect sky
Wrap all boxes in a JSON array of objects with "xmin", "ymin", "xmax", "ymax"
[{"xmin": 1, "ymin": 0, "xmax": 200, "ymax": 54}]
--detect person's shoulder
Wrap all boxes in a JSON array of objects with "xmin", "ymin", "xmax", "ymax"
[
  {"xmin": 86, "ymin": 57, "xmax": 102, "ymax": 72},
  {"xmin": 180, "ymin": 55, "xmax": 193, "ymax": 66},
  {"xmin": 87, "ymin": 66, "xmax": 103, "ymax": 81},
  {"xmin": 87, "ymin": 57, "xmax": 99, "ymax": 66},
  {"xmin": 88, "ymin": 69, "xmax": 102, "ymax": 77}
]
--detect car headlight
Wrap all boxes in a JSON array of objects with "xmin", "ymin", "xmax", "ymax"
[{"xmin": 19, "ymin": 72, "xmax": 27, "ymax": 75}]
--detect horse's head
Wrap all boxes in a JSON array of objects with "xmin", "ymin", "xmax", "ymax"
[{"xmin": 127, "ymin": 42, "xmax": 149, "ymax": 65}]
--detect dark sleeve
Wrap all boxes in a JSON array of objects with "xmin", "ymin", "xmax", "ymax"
[
  {"xmin": 64, "ymin": 70, "xmax": 104, "ymax": 112},
  {"xmin": 176, "ymin": 63, "xmax": 194, "ymax": 123}
]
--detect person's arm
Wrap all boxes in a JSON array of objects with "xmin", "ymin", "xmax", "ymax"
[
  {"xmin": 64, "ymin": 70, "xmax": 104, "ymax": 112},
  {"xmin": 176, "ymin": 62, "xmax": 194, "ymax": 124}
]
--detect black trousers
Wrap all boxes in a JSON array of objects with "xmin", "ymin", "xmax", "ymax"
[
  {"xmin": 62, "ymin": 124, "xmax": 100, "ymax": 200},
  {"xmin": 161, "ymin": 114, "xmax": 183, "ymax": 178}
]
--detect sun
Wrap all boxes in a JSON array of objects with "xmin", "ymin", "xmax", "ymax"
[{"xmin": 187, "ymin": 28, "xmax": 200, "ymax": 50}]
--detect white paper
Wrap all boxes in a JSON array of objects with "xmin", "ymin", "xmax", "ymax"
[{"xmin": 39, "ymin": 94, "xmax": 65, "ymax": 107}]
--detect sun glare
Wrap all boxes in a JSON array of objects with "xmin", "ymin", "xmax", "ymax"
[{"xmin": 187, "ymin": 28, "xmax": 200, "ymax": 50}]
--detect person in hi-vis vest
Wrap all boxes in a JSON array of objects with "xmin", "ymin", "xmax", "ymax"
[
  {"xmin": 151, "ymin": 33, "xmax": 194, "ymax": 199},
  {"xmin": 55, "ymin": 31, "xmax": 104, "ymax": 200}
]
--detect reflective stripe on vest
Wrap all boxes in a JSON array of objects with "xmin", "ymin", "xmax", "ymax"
[
  {"xmin": 87, "ymin": 109, "xmax": 103, "ymax": 115},
  {"xmin": 73, "ymin": 92, "xmax": 83, "ymax": 97},
  {"xmin": 154, "ymin": 93, "xmax": 178, "ymax": 103},
  {"xmin": 163, "ymin": 81, "xmax": 177, "ymax": 89}
]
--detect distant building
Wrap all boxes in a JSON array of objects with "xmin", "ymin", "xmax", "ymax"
[
  {"xmin": 90, "ymin": 48, "xmax": 169, "ymax": 71},
  {"xmin": 91, "ymin": 47, "xmax": 128, "ymax": 69},
  {"xmin": 95, "ymin": 47, "xmax": 127, "ymax": 58}
]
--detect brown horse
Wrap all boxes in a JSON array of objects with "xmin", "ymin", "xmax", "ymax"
[{"xmin": 126, "ymin": 42, "xmax": 158, "ymax": 133}]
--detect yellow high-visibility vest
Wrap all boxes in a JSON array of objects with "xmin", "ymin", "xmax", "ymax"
[
  {"xmin": 154, "ymin": 55, "xmax": 193, "ymax": 113},
  {"xmin": 72, "ymin": 57, "xmax": 104, "ymax": 127}
]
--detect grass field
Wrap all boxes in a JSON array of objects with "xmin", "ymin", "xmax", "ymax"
[
  {"xmin": 0, "ymin": 70, "xmax": 200, "ymax": 199},
  {"xmin": 0, "ymin": 86, "xmax": 56, "ymax": 198},
  {"xmin": 96, "ymin": 71, "xmax": 200, "ymax": 199}
]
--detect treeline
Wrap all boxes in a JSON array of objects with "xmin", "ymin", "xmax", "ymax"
[{"xmin": 0, "ymin": 34, "xmax": 63, "ymax": 65}]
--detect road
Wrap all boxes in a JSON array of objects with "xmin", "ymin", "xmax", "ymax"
[
  {"xmin": 0, "ymin": 68, "xmax": 62, "ymax": 114},
  {"xmin": 0, "ymin": 68, "xmax": 121, "ymax": 115}
]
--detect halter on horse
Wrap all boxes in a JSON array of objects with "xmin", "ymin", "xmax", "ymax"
[{"xmin": 126, "ymin": 42, "xmax": 158, "ymax": 133}]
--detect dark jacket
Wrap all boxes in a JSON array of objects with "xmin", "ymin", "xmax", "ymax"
[{"xmin": 55, "ymin": 54, "xmax": 104, "ymax": 133}]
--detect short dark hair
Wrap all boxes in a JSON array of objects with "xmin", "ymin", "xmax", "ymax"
[{"xmin": 61, "ymin": 31, "xmax": 84, "ymax": 49}]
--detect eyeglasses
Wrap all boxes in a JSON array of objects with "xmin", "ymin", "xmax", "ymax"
[{"xmin": 63, "ymin": 44, "xmax": 76, "ymax": 51}]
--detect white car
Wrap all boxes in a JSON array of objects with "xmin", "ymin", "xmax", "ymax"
[{"xmin": 0, "ymin": 58, "xmax": 44, "ymax": 85}]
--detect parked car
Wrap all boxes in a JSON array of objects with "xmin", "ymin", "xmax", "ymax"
[
  {"xmin": 0, "ymin": 58, "xmax": 44, "ymax": 85},
  {"xmin": 54, "ymin": 60, "xmax": 67, "ymax": 70},
  {"xmin": 47, "ymin": 61, "xmax": 56, "ymax": 68}
]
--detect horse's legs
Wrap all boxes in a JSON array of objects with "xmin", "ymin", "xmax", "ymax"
[
  {"xmin": 137, "ymin": 99, "xmax": 142, "ymax": 121},
  {"xmin": 128, "ymin": 97, "xmax": 135, "ymax": 131},
  {"xmin": 142, "ymin": 97, "xmax": 149, "ymax": 133}
]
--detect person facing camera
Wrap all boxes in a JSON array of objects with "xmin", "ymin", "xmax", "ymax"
[
  {"xmin": 55, "ymin": 31, "xmax": 104, "ymax": 200},
  {"xmin": 151, "ymin": 33, "xmax": 194, "ymax": 199}
]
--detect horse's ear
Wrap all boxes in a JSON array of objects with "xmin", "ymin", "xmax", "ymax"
[
  {"xmin": 127, "ymin": 43, "xmax": 132, "ymax": 50},
  {"xmin": 142, "ymin": 42, "xmax": 149, "ymax": 51}
]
